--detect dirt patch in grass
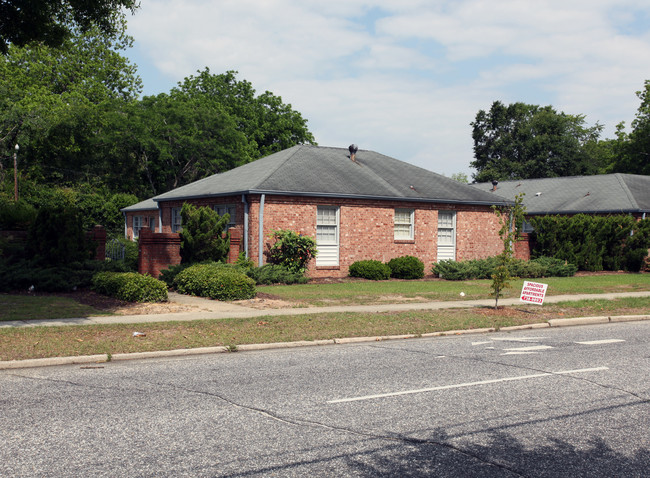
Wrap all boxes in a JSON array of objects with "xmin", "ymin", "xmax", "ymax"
[{"xmin": 52, "ymin": 290, "xmax": 196, "ymax": 315}]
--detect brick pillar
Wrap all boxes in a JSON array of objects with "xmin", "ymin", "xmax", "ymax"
[
  {"xmin": 514, "ymin": 233, "xmax": 532, "ymax": 261},
  {"xmin": 88, "ymin": 225, "xmax": 107, "ymax": 261},
  {"xmin": 227, "ymin": 228, "xmax": 242, "ymax": 264},
  {"xmin": 138, "ymin": 229, "xmax": 181, "ymax": 277}
]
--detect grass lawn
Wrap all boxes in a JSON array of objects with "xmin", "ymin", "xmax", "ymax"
[
  {"xmin": 0, "ymin": 273, "xmax": 648, "ymax": 362},
  {"xmin": 0, "ymin": 296, "xmax": 648, "ymax": 362},
  {"xmin": 260, "ymin": 274, "xmax": 650, "ymax": 306},
  {"xmin": 0, "ymin": 294, "xmax": 112, "ymax": 321}
]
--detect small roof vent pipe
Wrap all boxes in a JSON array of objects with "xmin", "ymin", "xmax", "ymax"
[
  {"xmin": 491, "ymin": 180, "xmax": 498, "ymax": 192},
  {"xmin": 349, "ymin": 144, "xmax": 358, "ymax": 162}
]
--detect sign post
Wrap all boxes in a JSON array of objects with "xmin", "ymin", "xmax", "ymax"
[{"xmin": 520, "ymin": 281, "xmax": 548, "ymax": 305}]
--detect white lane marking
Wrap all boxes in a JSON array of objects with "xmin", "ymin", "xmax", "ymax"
[
  {"xmin": 503, "ymin": 345, "xmax": 554, "ymax": 352},
  {"xmin": 489, "ymin": 337, "xmax": 546, "ymax": 342},
  {"xmin": 576, "ymin": 339, "xmax": 625, "ymax": 345},
  {"xmin": 501, "ymin": 352, "xmax": 539, "ymax": 355},
  {"xmin": 327, "ymin": 367, "xmax": 609, "ymax": 404},
  {"xmin": 472, "ymin": 341, "xmax": 492, "ymax": 346}
]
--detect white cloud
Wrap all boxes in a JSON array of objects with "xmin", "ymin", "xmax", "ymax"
[{"xmin": 126, "ymin": 0, "xmax": 650, "ymax": 177}]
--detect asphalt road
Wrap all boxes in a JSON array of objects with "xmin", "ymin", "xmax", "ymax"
[{"xmin": 2, "ymin": 321, "xmax": 649, "ymax": 477}]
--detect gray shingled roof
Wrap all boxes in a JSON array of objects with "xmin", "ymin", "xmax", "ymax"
[
  {"xmin": 150, "ymin": 145, "xmax": 511, "ymax": 206},
  {"xmin": 471, "ymin": 174, "xmax": 650, "ymax": 215},
  {"xmin": 121, "ymin": 197, "xmax": 158, "ymax": 212}
]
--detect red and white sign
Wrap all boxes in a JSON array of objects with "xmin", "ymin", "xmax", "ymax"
[{"xmin": 520, "ymin": 281, "xmax": 548, "ymax": 304}]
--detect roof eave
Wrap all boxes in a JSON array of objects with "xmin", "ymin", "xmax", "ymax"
[{"xmin": 154, "ymin": 189, "xmax": 514, "ymax": 207}]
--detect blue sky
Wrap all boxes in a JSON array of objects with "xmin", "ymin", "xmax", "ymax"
[{"xmin": 124, "ymin": 0, "xmax": 650, "ymax": 178}]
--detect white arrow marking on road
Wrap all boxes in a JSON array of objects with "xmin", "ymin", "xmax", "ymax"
[
  {"xmin": 576, "ymin": 339, "xmax": 625, "ymax": 345},
  {"xmin": 328, "ymin": 367, "xmax": 609, "ymax": 404},
  {"xmin": 472, "ymin": 341, "xmax": 492, "ymax": 346}
]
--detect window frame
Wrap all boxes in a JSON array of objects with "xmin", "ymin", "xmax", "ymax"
[
  {"xmin": 171, "ymin": 207, "xmax": 182, "ymax": 233},
  {"xmin": 213, "ymin": 204, "xmax": 237, "ymax": 229},
  {"xmin": 132, "ymin": 215, "xmax": 143, "ymax": 239},
  {"xmin": 316, "ymin": 206, "xmax": 339, "ymax": 245},
  {"xmin": 394, "ymin": 208, "xmax": 414, "ymax": 240}
]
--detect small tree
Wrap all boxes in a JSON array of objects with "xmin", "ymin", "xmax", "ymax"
[
  {"xmin": 267, "ymin": 229, "xmax": 317, "ymax": 274},
  {"xmin": 179, "ymin": 203, "xmax": 230, "ymax": 264},
  {"xmin": 491, "ymin": 193, "xmax": 526, "ymax": 308}
]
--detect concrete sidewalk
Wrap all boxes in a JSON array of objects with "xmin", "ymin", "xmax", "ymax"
[{"xmin": 2, "ymin": 291, "xmax": 649, "ymax": 328}]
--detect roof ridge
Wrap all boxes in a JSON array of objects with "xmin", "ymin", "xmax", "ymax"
[
  {"xmin": 615, "ymin": 173, "xmax": 640, "ymax": 209},
  {"xmin": 253, "ymin": 144, "xmax": 303, "ymax": 188}
]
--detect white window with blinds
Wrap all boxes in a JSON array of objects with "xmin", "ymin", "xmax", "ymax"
[
  {"xmin": 132, "ymin": 216, "xmax": 143, "ymax": 239},
  {"xmin": 316, "ymin": 206, "xmax": 339, "ymax": 266},
  {"xmin": 437, "ymin": 211, "xmax": 456, "ymax": 261},
  {"xmin": 394, "ymin": 208, "xmax": 414, "ymax": 240},
  {"xmin": 214, "ymin": 204, "xmax": 237, "ymax": 228},
  {"xmin": 171, "ymin": 207, "xmax": 182, "ymax": 233}
]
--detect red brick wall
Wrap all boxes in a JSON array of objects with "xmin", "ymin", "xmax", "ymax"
[
  {"xmin": 246, "ymin": 195, "xmax": 503, "ymax": 278},
  {"xmin": 137, "ymin": 229, "xmax": 181, "ymax": 278},
  {"xmin": 130, "ymin": 195, "xmax": 504, "ymax": 278}
]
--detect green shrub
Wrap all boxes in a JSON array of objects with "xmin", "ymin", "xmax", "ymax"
[
  {"xmin": 180, "ymin": 203, "xmax": 230, "ymax": 264},
  {"xmin": 432, "ymin": 256, "xmax": 578, "ymax": 281},
  {"xmin": 349, "ymin": 260, "xmax": 391, "ymax": 280},
  {"xmin": 0, "ymin": 198, "xmax": 37, "ymax": 230},
  {"xmin": 246, "ymin": 264, "xmax": 308, "ymax": 285},
  {"xmin": 174, "ymin": 262, "xmax": 256, "ymax": 300},
  {"xmin": 267, "ymin": 229, "xmax": 317, "ymax": 274},
  {"xmin": 26, "ymin": 204, "xmax": 94, "ymax": 266},
  {"xmin": 92, "ymin": 271, "xmax": 168, "ymax": 302},
  {"xmin": 159, "ymin": 263, "xmax": 191, "ymax": 288},
  {"xmin": 387, "ymin": 255, "xmax": 424, "ymax": 279},
  {"xmin": 235, "ymin": 252, "xmax": 255, "ymax": 270}
]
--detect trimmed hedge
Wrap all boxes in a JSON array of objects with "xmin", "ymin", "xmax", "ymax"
[
  {"xmin": 432, "ymin": 257, "xmax": 577, "ymax": 281},
  {"xmin": 348, "ymin": 260, "xmax": 391, "ymax": 280},
  {"xmin": 173, "ymin": 262, "xmax": 256, "ymax": 300},
  {"xmin": 92, "ymin": 272, "xmax": 168, "ymax": 302},
  {"xmin": 531, "ymin": 214, "xmax": 650, "ymax": 272},
  {"xmin": 387, "ymin": 255, "xmax": 425, "ymax": 279}
]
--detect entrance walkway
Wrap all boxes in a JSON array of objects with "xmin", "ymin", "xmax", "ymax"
[{"xmin": 2, "ymin": 291, "xmax": 649, "ymax": 328}]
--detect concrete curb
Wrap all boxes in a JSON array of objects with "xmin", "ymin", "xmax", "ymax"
[{"xmin": 2, "ymin": 315, "xmax": 649, "ymax": 370}]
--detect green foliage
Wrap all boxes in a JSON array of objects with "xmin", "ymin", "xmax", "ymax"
[
  {"xmin": 431, "ymin": 257, "xmax": 577, "ymax": 281},
  {"xmin": 26, "ymin": 204, "xmax": 94, "ymax": 266},
  {"xmin": 0, "ymin": 198, "xmax": 37, "ymax": 229},
  {"xmin": 92, "ymin": 271, "xmax": 168, "ymax": 302},
  {"xmin": 490, "ymin": 193, "xmax": 527, "ymax": 307},
  {"xmin": 173, "ymin": 262, "xmax": 256, "ymax": 301},
  {"xmin": 0, "ymin": 1, "xmax": 139, "ymax": 54},
  {"xmin": 471, "ymin": 101, "xmax": 603, "ymax": 182},
  {"xmin": 348, "ymin": 260, "xmax": 392, "ymax": 280},
  {"xmin": 531, "ymin": 215, "xmax": 649, "ymax": 272},
  {"xmin": 246, "ymin": 264, "xmax": 309, "ymax": 285},
  {"xmin": 608, "ymin": 81, "xmax": 650, "ymax": 175},
  {"xmin": 158, "ymin": 263, "xmax": 191, "ymax": 288},
  {"xmin": 267, "ymin": 229, "xmax": 317, "ymax": 274},
  {"xmin": 235, "ymin": 252, "xmax": 255, "ymax": 270},
  {"xmin": 179, "ymin": 203, "xmax": 230, "ymax": 264},
  {"xmin": 386, "ymin": 255, "xmax": 425, "ymax": 279}
]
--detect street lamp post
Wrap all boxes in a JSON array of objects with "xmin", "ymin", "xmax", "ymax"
[{"xmin": 13, "ymin": 143, "xmax": 19, "ymax": 201}]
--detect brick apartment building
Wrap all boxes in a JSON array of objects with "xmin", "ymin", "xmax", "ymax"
[{"xmin": 122, "ymin": 144, "xmax": 512, "ymax": 277}]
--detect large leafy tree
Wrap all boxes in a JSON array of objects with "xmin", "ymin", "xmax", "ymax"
[
  {"xmin": 0, "ymin": 17, "xmax": 141, "ymax": 191},
  {"xmin": 0, "ymin": 0, "xmax": 138, "ymax": 54},
  {"xmin": 177, "ymin": 69, "xmax": 316, "ymax": 159},
  {"xmin": 608, "ymin": 80, "xmax": 650, "ymax": 175},
  {"xmin": 470, "ymin": 101, "xmax": 603, "ymax": 182}
]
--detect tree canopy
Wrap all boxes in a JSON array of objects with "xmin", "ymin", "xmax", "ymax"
[
  {"xmin": 470, "ymin": 101, "xmax": 604, "ymax": 182},
  {"xmin": 608, "ymin": 80, "xmax": 650, "ymax": 176},
  {"xmin": 0, "ymin": 0, "xmax": 138, "ymax": 54}
]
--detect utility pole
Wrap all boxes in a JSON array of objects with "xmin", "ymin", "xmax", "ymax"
[{"xmin": 13, "ymin": 143, "xmax": 19, "ymax": 201}]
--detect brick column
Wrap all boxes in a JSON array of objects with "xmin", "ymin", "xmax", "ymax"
[
  {"xmin": 88, "ymin": 225, "xmax": 107, "ymax": 261},
  {"xmin": 138, "ymin": 229, "xmax": 181, "ymax": 277},
  {"xmin": 227, "ymin": 228, "xmax": 242, "ymax": 264}
]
